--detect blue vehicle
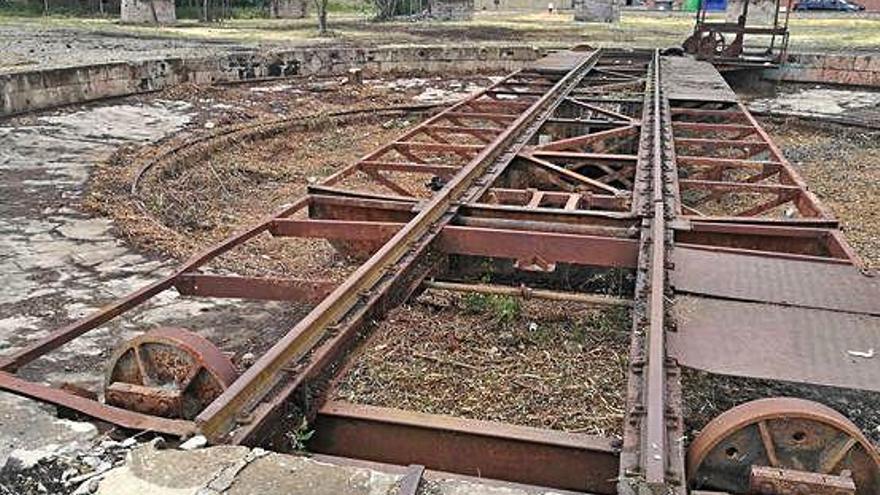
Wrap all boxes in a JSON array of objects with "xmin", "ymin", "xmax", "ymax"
[{"xmin": 793, "ymin": 0, "xmax": 865, "ymax": 11}]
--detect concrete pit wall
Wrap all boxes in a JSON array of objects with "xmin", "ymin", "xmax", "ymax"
[
  {"xmin": 764, "ymin": 52, "xmax": 880, "ymax": 88},
  {"xmin": 120, "ymin": 0, "xmax": 176, "ymax": 23},
  {"xmin": 4, "ymin": 47, "xmax": 880, "ymax": 118},
  {"xmin": 0, "ymin": 45, "xmax": 542, "ymax": 118}
]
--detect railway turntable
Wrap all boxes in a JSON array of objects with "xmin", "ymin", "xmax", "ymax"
[{"xmin": 0, "ymin": 47, "xmax": 877, "ymax": 495}]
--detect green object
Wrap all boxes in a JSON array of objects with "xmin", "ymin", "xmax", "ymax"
[{"xmin": 684, "ymin": 0, "xmax": 700, "ymax": 11}]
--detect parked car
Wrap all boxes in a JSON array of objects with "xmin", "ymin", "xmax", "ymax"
[{"xmin": 793, "ymin": 0, "xmax": 865, "ymax": 11}]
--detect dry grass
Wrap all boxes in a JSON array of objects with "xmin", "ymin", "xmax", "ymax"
[
  {"xmin": 683, "ymin": 369, "xmax": 880, "ymax": 447},
  {"xmin": 87, "ymin": 111, "xmax": 411, "ymax": 278},
  {"xmin": 763, "ymin": 119, "xmax": 880, "ymax": 269},
  {"xmin": 332, "ymin": 290, "xmax": 631, "ymax": 437},
  {"xmin": 84, "ymin": 75, "xmax": 498, "ymax": 275}
]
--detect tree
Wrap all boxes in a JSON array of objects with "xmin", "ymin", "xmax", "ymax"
[
  {"xmin": 373, "ymin": 0, "xmax": 399, "ymax": 19},
  {"xmin": 313, "ymin": 0, "xmax": 328, "ymax": 34}
]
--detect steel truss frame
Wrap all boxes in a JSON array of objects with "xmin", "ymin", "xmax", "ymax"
[
  {"xmin": 0, "ymin": 49, "xmax": 656, "ymax": 493},
  {"xmin": 1, "ymin": 47, "xmax": 874, "ymax": 495}
]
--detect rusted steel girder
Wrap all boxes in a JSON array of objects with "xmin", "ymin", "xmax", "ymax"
[
  {"xmin": 311, "ymin": 401, "xmax": 620, "ymax": 494},
  {"xmin": 0, "ymin": 371, "xmax": 197, "ymax": 436},
  {"xmin": 672, "ymin": 102, "xmax": 832, "ymax": 222}
]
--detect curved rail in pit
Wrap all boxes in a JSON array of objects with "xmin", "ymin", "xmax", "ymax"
[{"xmin": 128, "ymin": 102, "xmax": 449, "ymax": 199}]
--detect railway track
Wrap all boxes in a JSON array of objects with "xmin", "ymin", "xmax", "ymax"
[{"xmin": 1, "ymin": 47, "xmax": 879, "ymax": 494}]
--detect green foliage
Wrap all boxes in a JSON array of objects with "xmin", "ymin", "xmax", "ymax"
[
  {"xmin": 175, "ymin": 4, "xmax": 268, "ymax": 19},
  {"xmin": 390, "ymin": 0, "xmax": 426, "ymax": 16},
  {"xmin": 285, "ymin": 416, "xmax": 315, "ymax": 452},
  {"xmin": 463, "ymin": 292, "xmax": 521, "ymax": 325},
  {"xmin": 570, "ymin": 306, "xmax": 630, "ymax": 344},
  {"xmin": 174, "ymin": 5, "xmax": 201, "ymax": 18}
]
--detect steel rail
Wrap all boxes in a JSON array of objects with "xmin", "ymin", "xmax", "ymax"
[
  {"xmin": 619, "ymin": 50, "xmax": 684, "ymax": 495},
  {"xmin": 422, "ymin": 280, "xmax": 632, "ymax": 306},
  {"xmin": 195, "ymin": 50, "xmax": 604, "ymax": 442},
  {"xmin": 643, "ymin": 48, "xmax": 671, "ymax": 491}
]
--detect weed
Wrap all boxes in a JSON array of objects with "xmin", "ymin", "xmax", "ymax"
[
  {"xmin": 285, "ymin": 416, "xmax": 315, "ymax": 452},
  {"xmin": 463, "ymin": 292, "xmax": 521, "ymax": 325}
]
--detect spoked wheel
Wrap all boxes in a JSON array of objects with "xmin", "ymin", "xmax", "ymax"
[
  {"xmin": 705, "ymin": 31, "xmax": 727, "ymax": 55},
  {"xmin": 105, "ymin": 327, "xmax": 238, "ymax": 420},
  {"xmin": 688, "ymin": 398, "xmax": 880, "ymax": 494}
]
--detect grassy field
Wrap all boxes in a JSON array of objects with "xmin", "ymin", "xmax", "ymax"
[{"xmin": 0, "ymin": 10, "xmax": 878, "ymax": 51}]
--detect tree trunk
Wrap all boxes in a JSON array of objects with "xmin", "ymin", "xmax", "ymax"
[{"xmin": 315, "ymin": 0, "xmax": 328, "ymax": 34}]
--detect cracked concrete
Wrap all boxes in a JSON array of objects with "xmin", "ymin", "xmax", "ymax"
[
  {"xmin": 0, "ymin": 99, "xmax": 305, "ymax": 473},
  {"xmin": 748, "ymin": 85, "xmax": 880, "ymax": 122},
  {"xmin": 95, "ymin": 443, "xmax": 570, "ymax": 495},
  {"xmin": 0, "ymin": 101, "xmax": 197, "ymax": 468}
]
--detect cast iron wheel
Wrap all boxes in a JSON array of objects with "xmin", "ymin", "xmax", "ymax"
[
  {"xmin": 688, "ymin": 398, "xmax": 880, "ymax": 494},
  {"xmin": 104, "ymin": 327, "xmax": 237, "ymax": 420}
]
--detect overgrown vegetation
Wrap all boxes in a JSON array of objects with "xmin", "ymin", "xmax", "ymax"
[{"xmin": 285, "ymin": 417, "xmax": 315, "ymax": 451}]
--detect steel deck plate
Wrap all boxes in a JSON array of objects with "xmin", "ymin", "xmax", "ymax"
[
  {"xmin": 531, "ymin": 50, "xmax": 595, "ymax": 74},
  {"xmin": 661, "ymin": 57, "xmax": 737, "ymax": 103},
  {"xmin": 672, "ymin": 247, "xmax": 880, "ymax": 316},
  {"xmin": 671, "ymin": 296, "xmax": 880, "ymax": 392}
]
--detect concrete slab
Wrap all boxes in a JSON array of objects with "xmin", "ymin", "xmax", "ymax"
[
  {"xmin": 661, "ymin": 56, "xmax": 737, "ymax": 103},
  {"xmin": 97, "ymin": 445, "xmax": 252, "ymax": 495},
  {"xmin": 227, "ymin": 453, "xmax": 399, "ymax": 495},
  {"xmin": 94, "ymin": 444, "xmax": 576, "ymax": 495},
  {"xmin": 0, "ymin": 392, "xmax": 98, "ymax": 468}
]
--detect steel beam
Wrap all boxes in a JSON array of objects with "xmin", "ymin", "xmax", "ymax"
[
  {"xmin": 174, "ymin": 274, "xmax": 336, "ymax": 303},
  {"xmin": 0, "ymin": 371, "xmax": 196, "ymax": 436},
  {"xmin": 310, "ymin": 401, "xmax": 620, "ymax": 494},
  {"xmin": 438, "ymin": 225, "xmax": 639, "ymax": 268}
]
